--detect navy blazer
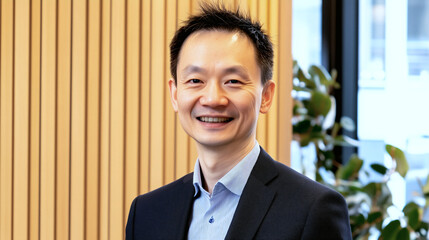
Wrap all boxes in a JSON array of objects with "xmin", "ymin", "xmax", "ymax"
[{"xmin": 126, "ymin": 148, "xmax": 352, "ymax": 239}]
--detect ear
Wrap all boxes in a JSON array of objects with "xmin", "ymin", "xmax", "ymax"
[
  {"xmin": 168, "ymin": 78, "xmax": 179, "ymax": 112},
  {"xmin": 260, "ymin": 80, "xmax": 275, "ymax": 114}
]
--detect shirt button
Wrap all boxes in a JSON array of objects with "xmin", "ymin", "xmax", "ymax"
[{"xmin": 209, "ymin": 216, "xmax": 215, "ymax": 224}]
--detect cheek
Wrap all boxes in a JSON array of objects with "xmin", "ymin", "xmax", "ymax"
[
  {"xmin": 177, "ymin": 91, "xmax": 198, "ymax": 112},
  {"xmin": 235, "ymin": 92, "xmax": 260, "ymax": 114}
]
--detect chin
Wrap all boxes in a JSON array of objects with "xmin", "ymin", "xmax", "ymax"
[{"xmin": 194, "ymin": 137, "xmax": 234, "ymax": 148}]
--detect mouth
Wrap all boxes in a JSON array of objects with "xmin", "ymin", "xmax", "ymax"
[{"xmin": 197, "ymin": 116, "xmax": 233, "ymax": 123}]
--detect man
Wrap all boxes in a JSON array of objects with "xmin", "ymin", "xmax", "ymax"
[{"xmin": 126, "ymin": 3, "xmax": 352, "ymax": 240}]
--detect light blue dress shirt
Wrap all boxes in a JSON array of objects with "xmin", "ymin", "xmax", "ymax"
[{"xmin": 188, "ymin": 142, "xmax": 260, "ymax": 240}]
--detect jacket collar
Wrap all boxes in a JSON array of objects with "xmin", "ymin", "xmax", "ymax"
[
  {"xmin": 171, "ymin": 173, "xmax": 195, "ymax": 240},
  {"xmin": 225, "ymin": 147, "xmax": 278, "ymax": 239}
]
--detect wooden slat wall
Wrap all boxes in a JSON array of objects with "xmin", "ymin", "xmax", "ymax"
[{"xmin": 0, "ymin": 0, "xmax": 292, "ymax": 239}]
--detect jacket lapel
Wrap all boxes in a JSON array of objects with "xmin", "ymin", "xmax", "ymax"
[
  {"xmin": 225, "ymin": 148, "xmax": 278, "ymax": 240},
  {"xmin": 168, "ymin": 173, "xmax": 195, "ymax": 240}
]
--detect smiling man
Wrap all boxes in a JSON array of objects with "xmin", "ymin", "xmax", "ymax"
[{"xmin": 126, "ymin": 3, "xmax": 352, "ymax": 240}]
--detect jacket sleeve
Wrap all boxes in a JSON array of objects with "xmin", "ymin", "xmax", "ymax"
[
  {"xmin": 125, "ymin": 197, "xmax": 138, "ymax": 240},
  {"xmin": 300, "ymin": 190, "xmax": 352, "ymax": 240}
]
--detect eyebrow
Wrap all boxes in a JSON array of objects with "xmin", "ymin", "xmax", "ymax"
[
  {"xmin": 181, "ymin": 65, "xmax": 207, "ymax": 77},
  {"xmin": 223, "ymin": 66, "xmax": 250, "ymax": 80},
  {"xmin": 181, "ymin": 65, "xmax": 250, "ymax": 79}
]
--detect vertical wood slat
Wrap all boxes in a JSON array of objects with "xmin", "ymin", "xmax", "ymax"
[
  {"xmin": 56, "ymin": 0, "xmax": 71, "ymax": 239},
  {"xmin": 149, "ymin": 0, "xmax": 166, "ymax": 191},
  {"xmin": 40, "ymin": 0, "xmax": 57, "ymax": 239},
  {"xmin": 267, "ymin": 0, "xmax": 279, "ymax": 160},
  {"xmin": 164, "ymin": 0, "xmax": 178, "ymax": 186},
  {"xmin": 125, "ymin": 0, "xmax": 140, "ymax": 222},
  {"xmin": 278, "ymin": 0, "xmax": 293, "ymax": 165},
  {"xmin": 0, "ymin": 1, "xmax": 292, "ymax": 239},
  {"xmin": 70, "ymin": 0, "xmax": 87, "ymax": 239},
  {"xmin": 140, "ymin": 0, "xmax": 151, "ymax": 195},
  {"xmin": 86, "ymin": 0, "xmax": 101, "ymax": 239},
  {"xmin": 0, "ymin": 0, "xmax": 14, "ymax": 239},
  {"xmin": 14, "ymin": 0, "xmax": 30, "ymax": 239},
  {"xmin": 110, "ymin": 0, "xmax": 125, "ymax": 238},
  {"xmin": 99, "ymin": 0, "xmax": 111, "ymax": 238},
  {"xmin": 29, "ymin": 0, "xmax": 41, "ymax": 239},
  {"xmin": 256, "ymin": 0, "xmax": 268, "ymax": 149}
]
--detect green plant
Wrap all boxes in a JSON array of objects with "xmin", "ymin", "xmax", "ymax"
[{"xmin": 292, "ymin": 61, "xmax": 429, "ymax": 239}]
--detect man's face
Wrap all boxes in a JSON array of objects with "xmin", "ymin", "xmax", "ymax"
[{"xmin": 169, "ymin": 30, "xmax": 275, "ymax": 151}]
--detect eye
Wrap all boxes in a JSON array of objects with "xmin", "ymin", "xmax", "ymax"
[
  {"xmin": 188, "ymin": 79, "xmax": 202, "ymax": 84},
  {"xmin": 226, "ymin": 79, "xmax": 241, "ymax": 84}
]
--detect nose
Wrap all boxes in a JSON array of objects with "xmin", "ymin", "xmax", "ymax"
[{"xmin": 199, "ymin": 82, "xmax": 228, "ymax": 107}]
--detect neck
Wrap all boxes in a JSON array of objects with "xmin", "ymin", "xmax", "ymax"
[{"xmin": 197, "ymin": 139, "xmax": 256, "ymax": 194}]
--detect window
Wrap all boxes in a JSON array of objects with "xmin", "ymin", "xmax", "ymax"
[
  {"xmin": 291, "ymin": 0, "xmax": 322, "ymax": 69},
  {"xmin": 291, "ymin": 0, "xmax": 323, "ymax": 177},
  {"xmin": 358, "ymin": 0, "xmax": 429, "ymax": 212}
]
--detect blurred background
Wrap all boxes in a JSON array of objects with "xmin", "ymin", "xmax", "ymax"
[{"xmin": 291, "ymin": 0, "xmax": 429, "ymax": 238}]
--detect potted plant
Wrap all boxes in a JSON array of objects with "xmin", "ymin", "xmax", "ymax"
[{"xmin": 292, "ymin": 61, "xmax": 429, "ymax": 239}]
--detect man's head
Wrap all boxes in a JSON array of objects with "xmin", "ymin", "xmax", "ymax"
[
  {"xmin": 168, "ymin": 3, "xmax": 275, "ymax": 152},
  {"xmin": 170, "ymin": 3, "xmax": 273, "ymax": 85}
]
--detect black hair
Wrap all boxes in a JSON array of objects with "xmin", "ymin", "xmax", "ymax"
[{"xmin": 170, "ymin": 2, "xmax": 273, "ymax": 85}]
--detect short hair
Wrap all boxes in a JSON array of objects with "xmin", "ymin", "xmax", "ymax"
[{"xmin": 170, "ymin": 2, "xmax": 273, "ymax": 85}]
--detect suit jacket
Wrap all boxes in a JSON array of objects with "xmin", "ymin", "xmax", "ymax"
[{"xmin": 126, "ymin": 147, "xmax": 352, "ymax": 240}]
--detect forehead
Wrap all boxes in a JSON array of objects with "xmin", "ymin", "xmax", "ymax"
[{"xmin": 177, "ymin": 30, "xmax": 260, "ymax": 77}]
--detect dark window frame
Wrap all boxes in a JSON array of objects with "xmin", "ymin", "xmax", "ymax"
[{"xmin": 322, "ymin": 0, "xmax": 359, "ymax": 163}]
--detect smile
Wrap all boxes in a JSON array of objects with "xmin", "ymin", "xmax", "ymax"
[{"xmin": 197, "ymin": 117, "xmax": 233, "ymax": 123}]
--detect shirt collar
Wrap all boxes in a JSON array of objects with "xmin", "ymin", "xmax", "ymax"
[{"xmin": 192, "ymin": 141, "xmax": 260, "ymax": 197}]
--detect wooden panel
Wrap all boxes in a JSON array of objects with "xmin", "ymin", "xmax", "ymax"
[
  {"xmin": 86, "ymin": 0, "xmax": 101, "ymax": 239},
  {"xmin": 267, "ymin": 0, "xmax": 279, "ymax": 159},
  {"xmin": 164, "ymin": 0, "xmax": 177, "ymax": 184},
  {"xmin": 0, "ymin": 2, "xmax": 293, "ymax": 239},
  {"xmin": 14, "ymin": 0, "xmax": 30, "ymax": 239},
  {"xmin": 0, "ymin": 0, "xmax": 14, "ymax": 239},
  {"xmin": 278, "ymin": 0, "xmax": 293, "ymax": 165},
  {"xmin": 125, "ymin": 0, "xmax": 140, "ymax": 221},
  {"xmin": 150, "ymin": 0, "xmax": 166, "ymax": 190},
  {"xmin": 110, "ymin": 0, "xmax": 125, "ymax": 238},
  {"xmin": 56, "ymin": 0, "xmax": 71, "ymax": 239},
  {"xmin": 40, "ymin": 0, "xmax": 57, "ymax": 239},
  {"xmin": 29, "ymin": 0, "xmax": 42, "ymax": 239},
  {"xmin": 70, "ymin": 0, "xmax": 87, "ymax": 239},
  {"xmin": 99, "ymin": 0, "xmax": 111, "ymax": 238},
  {"xmin": 140, "ymin": 0, "xmax": 151, "ymax": 195},
  {"xmin": 249, "ymin": 0, "xmax": 258, "ymax": 20},
  {"xmin": 256, "ymin": 0, "xmax": 268, "ymax": 149}
]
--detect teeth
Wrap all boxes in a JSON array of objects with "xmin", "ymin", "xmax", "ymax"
[{"xmin": 199, "ymin": 117, "xmax": 230, "ymax": 123}]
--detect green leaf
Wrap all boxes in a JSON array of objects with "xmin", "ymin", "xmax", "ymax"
[
  {"xmin": 370, "ymin": 163, "xmax": 388, "ymax": 175},
  {"xmin": 336, "ymin": 155, "xmax": 363, "ymax": 180},
  {"xmin": 403, "ymin": 202, "xmax": 420, "ymax": 214},
  {"xmin": 418, "ymin": 221, "xmax": 429, "ymax": 235},
  {"xmin": 304, "ymin": 91, "xmax": 332, "ymax": 117},
  {"xmin": 378, "ymin": 183, "xmax": 393, "ymax": 208},
  {"xmin": 308, "ymin": 65, "xmax": 333, "ymax": 90},
  {"xmin": 367, "ymin": 211, "xmax": 382, "ymax": 223},
  {"xmin": 403, "ymin": 202, "xmax": 421, "ymax": 230},
  {"xmin": 396, "ymin": 228, "xmax": 410, "ymax": 240},
  {"xmin": 350, "ymin": 214, "xmax": 365, "ymax": 228},
  {"xmin": 333, "ymin": 135, "xmax": 359, "ymax": 147},
  {"xmin": 385, "ymin": 144, "xmax": 409, "ymax": 177},
  {"xmin": 293, "ymin": 119, "xmax": 311, "ymax": 134},
  {"xmin": 363, "ymin": 182, "xmax": 377, "ymax": 198},
  {"xmin": 293, "ymin": 61, "xmax": 316, "ymax": 89},
  {"xmin": 381, "ymin": 220, "xmax": 401, "ymax": 240}
]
